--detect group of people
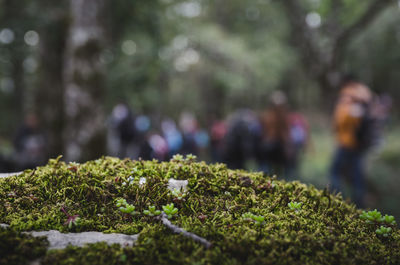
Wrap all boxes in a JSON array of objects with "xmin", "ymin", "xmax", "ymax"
[
  {"xmin": 219, "ymin": 92, "xmax": 309, "ymax": 179},
  {"xmin": 1, "ymin": 77, "xmax": 392, "ymax": 208},
  {"xmin": 108, "ymin": 104, "xmax": 210, "ymax": 162},
  {"xmin": 108, "ymin": 92, "xmax": 310, "ymax": 181}
]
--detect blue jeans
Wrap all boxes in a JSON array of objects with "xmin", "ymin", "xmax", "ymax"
[{"xmin": 329, "ymin": 147, "xmax": 365, "ymax": 207}]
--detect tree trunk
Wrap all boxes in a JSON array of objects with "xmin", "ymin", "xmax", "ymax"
[
  {"xmin": 1, "ymin": 0, "xmax": 26, "ymax": 125},
  {"xmin": 36, "ymin": 8, "xmax": 68, "ymax": 158},
  {"xmin": 11, "ymin": 55, "xmax": 25, "ymax": 123},
  {"xmin": 63, "ymin": 0, "xmax": 107, "ymax": 162}
]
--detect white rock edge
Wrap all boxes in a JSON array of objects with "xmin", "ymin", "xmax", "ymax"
[
  {"xmin": 0, "ymin": 172, "xmax": 23, "ymax": 178},
  {"xmin": 0, "ymin": 224, "xmax": 138, "ymax": 250}
]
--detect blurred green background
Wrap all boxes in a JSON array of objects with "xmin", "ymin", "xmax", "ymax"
[{"xmin": 0, "ymin": 0, "xmax": 400, "ymax": 217}]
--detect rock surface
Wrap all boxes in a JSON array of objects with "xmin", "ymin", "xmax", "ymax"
[
  {"xmin": 0, "ymin": 172, "xmax": 22, "ymax": 178},
  {"xmin": 30, "ymin": 230, "xmax": 139, "ymax": 250},
  {"xmin": 1, "ymin": 223, "xmax": 138, "ymax": 250}
]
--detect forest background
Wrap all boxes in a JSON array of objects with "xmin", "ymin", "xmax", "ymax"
[{"xmin": 1, "ymin": 0, "xmax": 400, "ymax": 218}]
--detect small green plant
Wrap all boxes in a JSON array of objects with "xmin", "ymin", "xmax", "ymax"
[
  {"xmin": 360, "ymin": 209, "xmax": 383, "ymax": 224},
  {"xmin": 242, "ymin": 212, "xmax": 265, "ymax": 226},
  {"xmin": 252, "ymin": 215, "xmax": 265, "ymax": 227},
  {"xmin": 242, "ymin": 212, "xmax": 254, "ymax": 220},
  {"xmin": 171, "ymin": 154, "xmax": 184, "ymax": 162},
  {"xmin": 171, "ymin": 188, "xmax": 187, "ymax": 200},
  {"xmin": 115, "ymin": 198, "xmax": 137, "ymax": 216},
  {"xmin": 170, "ymin": 154, "xmax": 197, "ymax": 163},
  {"xmin": 376, "ymin": 226, "xmax": 392, "ymax": 237},
  {"xmin": 162, "ymin": 203, "xmax": 178, "ymax": 219},
  {"xmin": 119, "ymin": 254, "xmax": 127, "ymax": 262},
  {"xmin": 143, "ymin": 206, "xmax": 161, "ymax": 217},
  {"xmin": 288, "ymin": 202, "xmax": 302, "ymax": 212},
  {"xmin": 185, "ymin": 154, "xmax": 197, "ymax": 162},
  {"xmin": 381, "ymin": 214, "xmax": 396, "ymax": 226}
]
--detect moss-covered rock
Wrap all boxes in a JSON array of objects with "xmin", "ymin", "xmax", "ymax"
[{"xmin": 0, "ymin": 155, "xmax": 399, "ymax": 264}]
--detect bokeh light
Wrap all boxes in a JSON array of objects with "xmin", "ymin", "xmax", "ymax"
[
  {"xmin": 0, "ymin": 28, "xmax": 14, "ymax": 44},
  {"xmin": 121, "ymin": 40, "xmax": 137, "ymax": 56},
  {"xmin": 0, "ymin": 77, "xmax": 14, "ymax": 93},
  {"xmin": 24, "ymin": 30, "xmax": 40, "ymax": 46},
  {"xmin": 306, "ymin": 12, "xmax": 321, "ymax": 28}
]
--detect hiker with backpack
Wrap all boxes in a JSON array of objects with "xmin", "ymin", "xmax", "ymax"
[
  {"xmin": 329, "ymin": 77, "xmax": 376, "ymax": 207},
  {"xmin": 108, "ymin": 102, "xmax": 137, "ymax": 158},
  {"xmin": 222, "ymin": 109, "xmax": 260, "ymax": 170},
  {"xmin": 256, "ymin": 91, "xmax": 296, "ymax": 178},
  {"xmin": 287, "ymin": 111, "xmax": 310, "ymax": 178}
]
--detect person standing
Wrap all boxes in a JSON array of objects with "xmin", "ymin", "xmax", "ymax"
[
  {"xmin": 222, "ymin": 109, "xmax": 260, "ymax": 170},
  {"xmin": 256, "ymin": 91, "xmax": 295, "ymax": 178},
  {"xmin": 108, "ymin": 103, "xmax": 137, "ymax": 158},
  {"xmin": 329, "ymin": 77, "xmax": 373, "ymax": 207},
  {"xmin": 13, "ymin": 113, "xmax": 48, "ymax": 170}
]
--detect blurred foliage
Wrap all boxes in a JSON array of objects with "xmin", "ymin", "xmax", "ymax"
[
  {"xmin": 0, "ymin": 0, "xmax": 399, "ymax": 129},
  {"xmin": 104, "ymin": 0, "xmax": 295, "ymax": 121}
]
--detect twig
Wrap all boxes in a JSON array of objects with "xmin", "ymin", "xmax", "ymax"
[{"xmin": 158, "ymin": 213, "xmax": 212, "ymax": 249}]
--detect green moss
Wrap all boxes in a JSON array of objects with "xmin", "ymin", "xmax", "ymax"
[
  {"xmin": 1, "ymin": 156, "xmax": 399, "ymax": 264},
  {"xmin": 0, "ymin": 226, "xmax": 48, "ymax": 265}
]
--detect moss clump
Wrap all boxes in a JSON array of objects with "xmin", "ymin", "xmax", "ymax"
[
  {"xmin": 1, "ymin": 155, "xmax": 399, "ymax": 264},
  {"xmin": 0, "ymin": 226, "xmax": 48, "ymax": 264}
]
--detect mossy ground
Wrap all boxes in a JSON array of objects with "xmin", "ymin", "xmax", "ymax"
[
  {"xmin": 0, "ymin": 156, "xmax": 399, "ymax": 265},
  {"xmin": 0, "ymin": 226, "xmax": 48, "ymax": 264}
]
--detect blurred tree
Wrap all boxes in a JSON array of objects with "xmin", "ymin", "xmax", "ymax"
[
  {"xmin": 35, "ymin": 0, "xmax": 69, "ymax": 157},
  {"xmin": 1, "ymin": 0, "xmax": 400, "ymax": 161},
  {"xmin": 281, "ymin": 0, "xmax": 396, "ymax": 103},
  {"xmin": 63, "ymin": 0, "xmax": 107, "ymax": 162},
  {"xmin": 346, "ymin": 7, "xmax": 400, "ymax": 106},
  {"xmin": 0, "ymin": 0, "xmax": 29, "ymax": 127},
  {"xmin": 105, "ymin": 0, "xmax": 168, "ymax": 118}
]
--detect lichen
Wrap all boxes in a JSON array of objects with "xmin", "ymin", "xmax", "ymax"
[{"xmin": 0, "ymin": 156, "xmax": 399, "ymax": 264}]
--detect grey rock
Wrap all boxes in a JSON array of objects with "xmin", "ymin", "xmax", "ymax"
[
  {"xmin": 29, "ymin": 230, "xmax": 139, "ymax": 249},
  {"xmin": 0, "ymin": 223, "xmax": 139, "ymax": 250},
  {"xmin": 0, "ymin": 172, "xmax": 22, "ymax": 178}
]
